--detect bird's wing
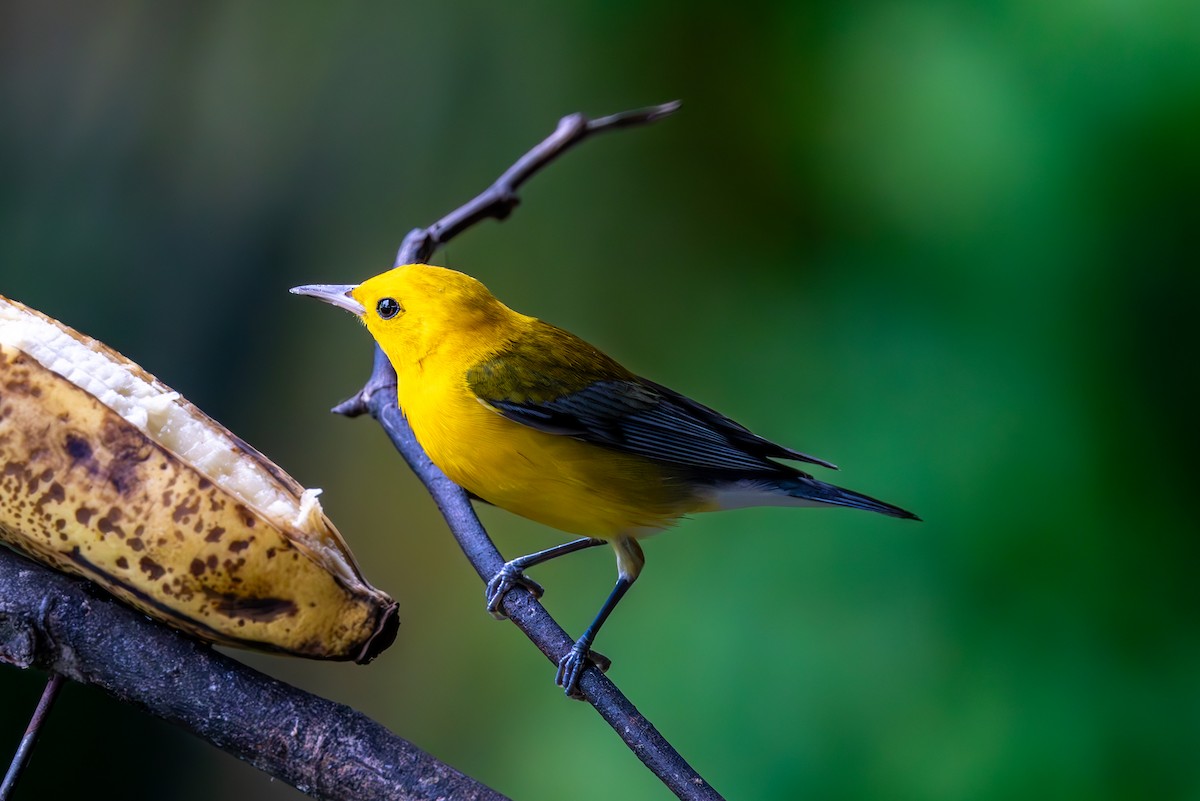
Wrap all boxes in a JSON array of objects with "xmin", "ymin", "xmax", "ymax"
[{"xmin": 466, "ymin": 327, "xmax": 836, "ymax": 473}]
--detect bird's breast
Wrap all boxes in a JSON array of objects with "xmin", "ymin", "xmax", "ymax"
[{"xmin": 397, "ymin": 373, "xmax": 696, "ymax": 538}]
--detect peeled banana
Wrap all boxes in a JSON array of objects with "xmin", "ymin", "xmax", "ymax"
[{"xmin": 0, "ymin": 294, "xmax": 398, "ymax": 663}]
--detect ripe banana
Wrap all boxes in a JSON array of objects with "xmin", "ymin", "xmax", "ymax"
[{"xmin": 0, "ymin": 294, "xmax": 398, "ymax": 663}]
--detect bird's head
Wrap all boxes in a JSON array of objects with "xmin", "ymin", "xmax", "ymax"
[{"xmin": 291, "ymin": 264, "xmax": 510, "ymax": 366}]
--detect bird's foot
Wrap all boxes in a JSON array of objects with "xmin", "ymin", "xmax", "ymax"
[
  {"xmin": 555, "ymin": 643, "xmax": 611, "ymax": 700},
  {"xmin": 485, "ymin": 562, "xmax": 545, "ymax": 620}
]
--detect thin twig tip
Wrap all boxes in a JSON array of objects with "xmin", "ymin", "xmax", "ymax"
[
  {"xmin": 587, "ymin": 100, "xmax": 683, "ymax": 132},
  {"xmin": 650, "ymin": 99, "xmax": 683, "ymax": 118},
  {"xmin": 331, "ymin": 394, "xmax": 368, "ymax": 418}
]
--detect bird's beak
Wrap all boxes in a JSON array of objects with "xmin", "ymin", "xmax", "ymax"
[{"xmin": 289, "ymin": 284, "xmax": 365, "ymax": 315}]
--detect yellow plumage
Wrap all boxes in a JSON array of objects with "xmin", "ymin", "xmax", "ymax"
[
  {"xmin": 293, "ymin": 263, "xmax": 916, "ymax": 696},
  {"xmin": 352, "ymin": 266, "xmax": 701, "ymax": 542}
]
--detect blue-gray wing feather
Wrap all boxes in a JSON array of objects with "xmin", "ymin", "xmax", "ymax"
[{"xmin": 485, "ymin": 377, "xmax": 837, "ymax": 473}]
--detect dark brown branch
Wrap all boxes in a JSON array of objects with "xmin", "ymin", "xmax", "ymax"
[
  {"xmin": 0, "ymin": 546, "xmax": 509, "ymax": 801},
  {"xmin": 336, "ymin": 102, "xmax": 726, "ymax": 801}
]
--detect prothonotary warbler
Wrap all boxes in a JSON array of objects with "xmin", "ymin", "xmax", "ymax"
[{"xmin": 293, "ymin": 264, "xmax": 918, "ymax": 697}]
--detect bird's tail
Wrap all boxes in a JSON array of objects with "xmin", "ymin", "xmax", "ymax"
[
  {"xmin": 781, "ymin": 475, "xmax": 920, "ymax": 520},
  {"xmin": 708, "ymin": 474, "xmax": 919, "ymax": 520}
]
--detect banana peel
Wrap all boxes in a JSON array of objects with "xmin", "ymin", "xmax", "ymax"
[{"xmin": 0, "ymin": 295, "xmax": 398, "ymax": 663}]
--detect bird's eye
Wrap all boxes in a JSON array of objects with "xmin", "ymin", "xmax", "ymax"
[{"xmin": 376, "ymin": 298, "xmax": 402, "ymax": 319}]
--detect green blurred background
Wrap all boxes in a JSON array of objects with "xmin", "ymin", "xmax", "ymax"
[{"xmin": 2, "ymin": 1, "xmax": 1197, "ymax": 799}]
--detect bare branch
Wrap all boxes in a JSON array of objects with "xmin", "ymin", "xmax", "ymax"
[
  {"xmin": 396, "ymin": 101, "xmax": 682, "ymax": 267},
  {"xmin": 336, "ymin": 102, "xmax": 726, "ymax": 801},
  {"xmin": 0, "ymin": 546, "xmax": 509, "ymax": 801}
]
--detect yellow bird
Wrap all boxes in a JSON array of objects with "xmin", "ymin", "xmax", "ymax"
[{"xmin": 293, "ymin": 264, "xmax": 918, "ymax": 697}]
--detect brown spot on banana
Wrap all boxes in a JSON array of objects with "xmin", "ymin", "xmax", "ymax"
[
  {"xmin": 204, "ymin": 588, "xmax": 299, "ymax": 623},
  {"xmin": 139, "ymin": 555, "xmax": 166, "ymax": 580},
  {"xmin": 0, "ymin": 294, "xmax": 398, "ymax": 662}
]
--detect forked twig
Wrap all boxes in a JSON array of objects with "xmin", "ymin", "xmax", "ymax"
[
  {"xmin": 397, "ymin": 102, "xmax": 682, "ymax": 265},
  {"xmin": 337, "ymin": 101, "xmax": 726, "ymax": 801}
]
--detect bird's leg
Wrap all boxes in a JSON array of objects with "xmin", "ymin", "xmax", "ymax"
[
  {"xmin": 556, "ymin": 535, "xmax": 644, "ymax": 699},
  {"xmin": 556, "ymin": 575, "xmax": 634, "ymax": 699},
  {"xmin": 486, "ymin": 536, "xmax": 605, "ymax": 619}
]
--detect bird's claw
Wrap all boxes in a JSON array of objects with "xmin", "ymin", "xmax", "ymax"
[
  {"xmin": 555, "ymin": 644, "xmax": 611, "ymax": 700},
  {"xmin": 485, "ymin": 562, "xmax": 545, "ymax": 619}
]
